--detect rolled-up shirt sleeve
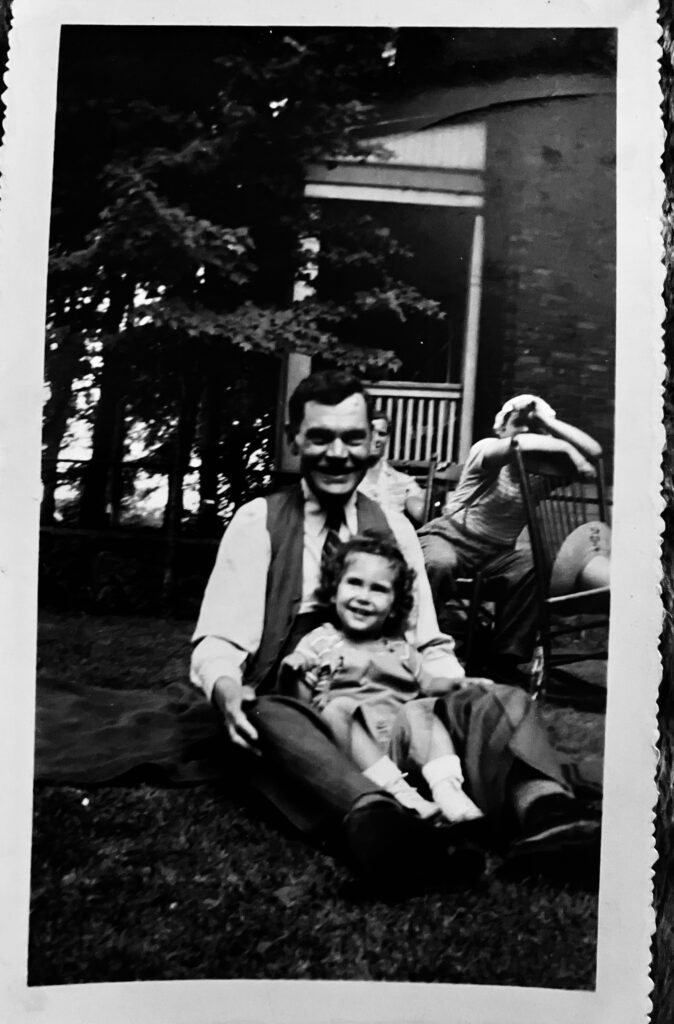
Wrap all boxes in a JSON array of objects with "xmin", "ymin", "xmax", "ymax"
[
  {"xmin": 190, "ymin": 498, "xmax": 270, "ymax": 700},
  {"xmin": 403, "ymin": 475, "xmax": 424, "ymax": 500}
]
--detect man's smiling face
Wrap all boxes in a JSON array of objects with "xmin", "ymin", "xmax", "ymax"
[{"xmin": 292, "ymin": 393, "xmax": 371, "ymax": 503}]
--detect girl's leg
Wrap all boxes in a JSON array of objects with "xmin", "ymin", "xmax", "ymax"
[
  {"xmin": 350, "ymin": 716, "xmax": 439, "ymax": 820},
  {"xmin": 349, "ymin": 714, "xmax": 390, "ymax": 768},
  {"xmin": 421, "ymin": 716, "xmax": 484, "ymax": 824}
]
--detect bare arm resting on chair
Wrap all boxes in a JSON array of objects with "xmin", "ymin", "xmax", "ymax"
[{"xmin": 479, "ymin": 397, "xmax": 602, "ymax": 479}]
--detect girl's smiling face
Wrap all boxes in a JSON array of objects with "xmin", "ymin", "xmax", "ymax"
[{"xmin": 334, "ymin": 552, "xmax": 396, "ymax": 640}]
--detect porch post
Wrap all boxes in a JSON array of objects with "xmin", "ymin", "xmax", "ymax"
[{"xmin": 458, "ymin": 212, "xmax": 485, "ymax": 461}]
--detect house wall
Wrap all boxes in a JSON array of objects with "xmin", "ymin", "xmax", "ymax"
[{"xmin": 475, "ymin": 91, "xmax": 616, "ymax": 471}]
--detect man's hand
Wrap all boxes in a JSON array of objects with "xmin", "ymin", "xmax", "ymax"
[
  {"xmin": 211, "ymin": 675, "xmax": 260, "ymax": 754},
  {"xmin": 568, "ymin": 450, "xmax": 597, "ymax": 479}
]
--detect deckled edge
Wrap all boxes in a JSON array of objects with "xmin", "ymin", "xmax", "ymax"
[{"xmin": 654, "ymin": 4, "xmax": 674, "ymax": 1021}]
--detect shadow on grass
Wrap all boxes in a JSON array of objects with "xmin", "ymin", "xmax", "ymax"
[{"xmin": 29, "ymin": 612, "xmax": 604, "ymax": 988}]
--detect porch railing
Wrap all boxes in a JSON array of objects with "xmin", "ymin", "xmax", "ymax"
[{"xmin": 367, "ymin": 381, "xmax": 463, "ymax": 465}]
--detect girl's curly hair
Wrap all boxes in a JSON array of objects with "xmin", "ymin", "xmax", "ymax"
[{"xmin": 317, "ymin": 531, "xmax": 416, "ymax": 636}]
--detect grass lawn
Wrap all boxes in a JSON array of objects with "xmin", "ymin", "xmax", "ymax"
[{"xmin": 29, "ymin": 612, "xmax": 605, "ymax": 989}]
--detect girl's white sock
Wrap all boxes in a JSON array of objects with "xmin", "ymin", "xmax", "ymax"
[
  {"xmin": 422, "ymin": 754, "xmax": 464, "ymax": 789},
  {"xmin": 362, "ymin": 755, "xmax": 403, "ymax": 788},
  {"xmin": 422, "ymin": 755, "xmax": 483, "ymax": 823},
  {"xmin": 364, "ymin": 756, "xmax": 439, "ymax": 819}
]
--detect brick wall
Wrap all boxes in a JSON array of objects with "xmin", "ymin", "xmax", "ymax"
[{"xmin": 475, "ymin": 90, "xmax": 616, "ymax": 473}]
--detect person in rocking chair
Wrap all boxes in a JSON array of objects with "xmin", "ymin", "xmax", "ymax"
[{"xmin": 417, "ymin": 394, "xmax": 603, "ymax": 686}]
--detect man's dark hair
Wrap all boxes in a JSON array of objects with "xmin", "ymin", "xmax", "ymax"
[
  {"xmin": 287, "ymin": 370, "xmax": 372, "ymax": 435},
  {"xmin": 317, "ymin": 531, "xmax": 416, "ymax": 636}
]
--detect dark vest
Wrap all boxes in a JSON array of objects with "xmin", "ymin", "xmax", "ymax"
[{"xmin": 245, "ymin": 485, "xmax": 395, "ymax": 692}]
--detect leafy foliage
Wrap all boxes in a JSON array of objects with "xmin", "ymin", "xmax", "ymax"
[{"xmin": 44, "ymin": 27, "xmax": 451, "ymax": 530}]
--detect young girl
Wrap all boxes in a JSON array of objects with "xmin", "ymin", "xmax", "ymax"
[{"xmin": 278, "ymin": 533, "xmax": 484, "ymax": 824}]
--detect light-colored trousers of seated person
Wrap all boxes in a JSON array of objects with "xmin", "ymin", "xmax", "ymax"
[{"xmin": 419, "ymin": 527, "xmax": 538, "ymax": 663}]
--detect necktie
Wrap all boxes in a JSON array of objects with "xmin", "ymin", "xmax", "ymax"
[{"xmin": 322, "ymin": 505, "xmax": 347, "ymax": 566}]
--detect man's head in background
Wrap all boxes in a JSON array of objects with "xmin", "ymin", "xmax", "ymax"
[
  {"xmin": 493, "ymin": 395, "xmax": 556, "ymax": 439},
  {"xmin": 369, "ymin": 409, "xmax": 391, "ymax": 463}
]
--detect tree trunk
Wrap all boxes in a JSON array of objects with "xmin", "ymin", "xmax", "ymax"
[
  {"xmin": 162, "ymin": 371, "xmax": 201, "ymax": 606},
  {"xmin": 79, "ymin": 345, "xmax": 126, "ymax": 527},
  {"xmin": 196, "ymin": 370, "xmax": 222, "ymax": 535},
  {"xmin": 107, "ymin": 395, "xmax": 128, "ymax": 527},
  {"xmin": 79, "ymin": 280, "xmax": 133, "ymax": 528},
  {"xmin": 220, "ymin": 424, "xmax": 250, "ymax": 510},
  {"xmin": 41, "ymin": 331, "xmax": 86, "ymax": 524}
]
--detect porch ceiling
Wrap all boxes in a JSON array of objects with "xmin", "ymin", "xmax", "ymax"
[{"xmin": 356, "ymin": 72, "xmax": 615, "ymax": 137}]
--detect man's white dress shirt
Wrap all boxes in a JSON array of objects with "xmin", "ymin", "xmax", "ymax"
[
  {"xmin": 191, "ymin": 482, "xmax": 463, "ymax": 699},
  {"xmin": 359, "ymin": 460, "xmax": 423, "ymax": 516}
]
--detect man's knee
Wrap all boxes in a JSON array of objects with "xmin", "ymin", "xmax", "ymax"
[
  {"xmin": 435, "ymin": 680, "xmax": 533, "ymax": 731},
  {"xmin": 420, "ymin": 534, "xmax": 458, "ymax": 569},
  {"xmin": 252, "ymin": 693, "xmax": 335, "ymax": 744},
  {"xmin": 507, "ymin": 547, "xmax": 536, "ymax": 583},
  {"xmin": 397, "ymin": 696, "xmax": 437, "ymax": 728}
]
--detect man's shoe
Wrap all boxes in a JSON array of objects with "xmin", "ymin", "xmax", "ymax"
[
  {"xmin": 343, "ymin": 792, "xmax": 430, "ymax": 881},
  {"xmin": 343, "ymin": 792, "xmax": 484, "ymax": 893},
  {"xmin": 500, "ymin": 815, "xmax": 601, "ymax": 887}
]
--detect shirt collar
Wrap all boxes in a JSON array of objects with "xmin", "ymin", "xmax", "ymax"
[{"xmin": 301, "ymin": 479, "xmax": 359, "ymax": 535}]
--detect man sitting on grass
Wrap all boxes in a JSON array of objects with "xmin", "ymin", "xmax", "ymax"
[{"xmin": 191, "ymin": 370, "xmax": 600, "ymax": 892}]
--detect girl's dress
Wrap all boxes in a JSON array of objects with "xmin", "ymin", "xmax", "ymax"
[
  {"xmin": 278, "ymin": 622, "xmax": 450, "ymax": 756},
  {"xmin": 278, "ymin": 623, "xmax": 577, "ymax": 824}
]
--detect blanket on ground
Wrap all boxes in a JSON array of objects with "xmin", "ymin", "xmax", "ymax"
[
  {"xmin": 34, "ymin": 676, "xmax": 604, "ymax": 799},
  {"xmin": 35, "ymin": 677, "xmax": 229, "ymax": 785}
]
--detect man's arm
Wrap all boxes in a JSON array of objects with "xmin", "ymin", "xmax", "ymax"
[
  {"xmin": 386, "ymin": 510, "xmax": 465, "ymax": 678},
  {"xmin": 379, "ymin": 466, "xmax": 426, "ymax": 524},
  {"xmin": 404, "ymin": 492, "xmax": 426, "ymax": 524},
  {"xmin": 515, "ymin": 433, "xmax": 597, "ymax": 478},
  {"xmin": 402, "ymin": 475, "xmax": 426, "ymax": 524},
  {"xmin": 531, "ymin": 407, "xmax": 603, "ymax": 462},
  {"xmin": 479, "ymin": 434, "xmax": 596, "ymax": 478},
  {"xmin": 190, "ymin": 498, "xmax": 270, "ymax": 752}
]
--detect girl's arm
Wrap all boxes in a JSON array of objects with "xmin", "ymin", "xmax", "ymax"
[
  {"xmin": 414, "ymin": 640, "xmax": 466, "ymax": 695},
  {"xmin": 277, "ymin": 635, "xmax": 320, "ymax": 700}
]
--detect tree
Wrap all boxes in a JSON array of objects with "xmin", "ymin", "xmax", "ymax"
[{"xmin": 44, "ymin": 27, "xmax": 445, "ymax": 545}]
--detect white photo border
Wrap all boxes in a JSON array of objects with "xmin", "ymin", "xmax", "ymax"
[{"xmin": 0, "ymin": 1, "xmax": 662, "ymax": 1022}]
